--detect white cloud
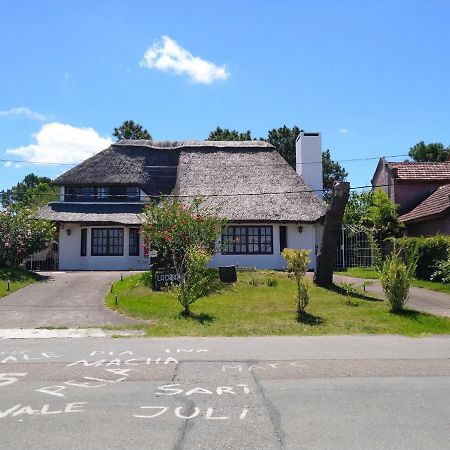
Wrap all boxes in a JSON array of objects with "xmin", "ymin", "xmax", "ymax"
[
  {"xmin": 140, "ymin": 36, "xmax": 229, "ymax": 84},
  {"xmin": 0, "ymin": 107, "xmax": 47, "ymax": 122},
  {"xmin": 4, "ymin": 161, "xmax": 13, "ymax": 168},
  {"xmin": 339, "ymin": 128, "xmax": 349, "ymax": 134},
  {"xmin": 6, "ymin": 122, "xmax": 112, "ymax": 164}
]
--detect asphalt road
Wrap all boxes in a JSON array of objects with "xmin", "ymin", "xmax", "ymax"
[
  {"xmin": 0, "ymin": 272, "xmax": 142, "ymax": 328},
  {"xmin": 1, "ymin": 335, "xmax": 450, "ymax": 450}
]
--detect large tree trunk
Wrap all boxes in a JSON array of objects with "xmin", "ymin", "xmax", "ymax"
[{"xmin": 314, "ymin": 181, "xmax": 350, "ymax": 287}]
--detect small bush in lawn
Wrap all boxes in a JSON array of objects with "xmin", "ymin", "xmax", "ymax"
[
  {"xmin": 267, "ymin": 277, "xmax": 278, "ymax": 288},
  {"xmin": 282, "ymin": 248, "xmax": 311, "ymax": 318},
  {"xmin": 340, "ymin": 281, "xmax": 357, "ymax": 305},
  {"xmin": 379, "ymin": 248, "xmax": 417, "ymax": 313},
  {"xmin": 249, "ymin": 278, "xmax": 261, "ymax": 287}
]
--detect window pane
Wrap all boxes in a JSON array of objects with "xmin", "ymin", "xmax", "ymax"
[
  {"xmin": 129, "ymin": 228, "xmax": 139, "ymax": 256},
  {"xmin": 221, "ymin": 226, "xmax": 273, "ymax": 255}
]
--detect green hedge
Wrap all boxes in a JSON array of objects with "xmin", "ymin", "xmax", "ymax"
[{"xmin": 395, "ymin": 236, "xmax": 450, "ymax": 280}]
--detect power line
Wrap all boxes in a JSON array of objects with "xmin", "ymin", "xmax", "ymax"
[{"xmin": 0, "ymin": 183, "xmax": 386, "ymax": 202}]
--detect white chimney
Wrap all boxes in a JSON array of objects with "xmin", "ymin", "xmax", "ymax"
[{"xmin": 296, "ymin": 131, "xmax": 323, "ymax": 194}]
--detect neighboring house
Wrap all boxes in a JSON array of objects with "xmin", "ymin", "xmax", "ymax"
[
  {"xmin": 371, "ymin": 158, "xmax": 450, "ymax": 236},
  {"xmin": 37, "ymin": 133, "xmax": 326, "ymax": 271}
]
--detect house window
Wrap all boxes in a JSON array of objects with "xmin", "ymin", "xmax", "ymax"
[
  {"xmin": 97, "ymin": 187, "xmax": 109, "ymax": 200},
  {"xmin": 222, "ymin": 226, "xmax": 273, "ymax": 254},
  {"xmin": 80, "ymin": 229, "xmax": 87, "ymax": 256},
  {"xmin": 64, "ymin": 186, "xmax": 142, "ymax": 202},
  {"xmin": 129, "ymin": 228, "xmax": 140, "ymax": 256},
  {"xmin": 91, "ymin": 228, "xmax": 124, "ymax": 256},
  {"xmin": 127, "ymin": 187, "xmax": 140, "ymax": 200}
]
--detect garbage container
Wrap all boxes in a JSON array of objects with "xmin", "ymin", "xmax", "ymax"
[{"xmin": 219, "ymin": 265, "xmax": 237, "ymax": 283}]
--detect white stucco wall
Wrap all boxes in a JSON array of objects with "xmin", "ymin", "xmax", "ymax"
[
  {"xmin": 58, "ymin": 224, "xmax": 150, "ymax": 271},
  {"xmin": 210, "ymin": 223, "xmax": 322, "ymax": 270},
  {"xmin": 58, "ymin": 222, "xmax": 323, "ymax": 271}
]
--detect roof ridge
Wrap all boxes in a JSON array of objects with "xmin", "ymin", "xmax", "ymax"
[{"xmin": 113, "ymin": 139, "xmax": 273, "ymax": 149}]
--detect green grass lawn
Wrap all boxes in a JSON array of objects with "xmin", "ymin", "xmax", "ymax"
[
  {"xmin": 105, "ymin": 270, "xmax": 450, "ymax": 337},
  {"xmin": 336, "ymin": 267, "xmax": 450, "ymax": 295},
  {"xmin": 0, "ymin": 266, "xmax": 40, "ymax": 297}
]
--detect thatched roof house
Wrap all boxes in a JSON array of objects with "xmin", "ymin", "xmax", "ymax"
[{"xmin": 38, "ymin": 136, "xmax": 326, "ymax": 270}]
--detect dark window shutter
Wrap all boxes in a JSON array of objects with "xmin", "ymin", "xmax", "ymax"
[
  {"xmin": 279, "ymin": 226, "xmax": 287, "ymax": 253},
  {"xmin": 80, "ymin": 229, "xmax": 87, "ymax": 256}
]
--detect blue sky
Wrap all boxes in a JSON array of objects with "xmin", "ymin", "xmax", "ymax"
[{"xmin": 1, "ymin": 0, "xmax": 450, "ymax": 192}]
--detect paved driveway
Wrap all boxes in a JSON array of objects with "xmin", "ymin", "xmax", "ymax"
[
  {"xmin": 333, "ymin": 273, "xmax": 450, "ymax": 317},
  {"xmin": 0, "ymin": 271, "xmax": 142, "ymax": 328}
]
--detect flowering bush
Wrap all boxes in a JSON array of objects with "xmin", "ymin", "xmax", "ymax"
[
  {"xmin": 432, "ymin": 258, "xmax": 450, "ymax": 283},
  {"xmin": 0, "ymin": 208, "xmax": 54, "ymax": 266},
  {"xmin": 142, "ymin": 197, "xmax": 226, "ymax": 316}
]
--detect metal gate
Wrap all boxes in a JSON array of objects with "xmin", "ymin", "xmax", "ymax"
[{"xmin": 335, "ymin": 225, "xmax": 382, "ymax": 269}]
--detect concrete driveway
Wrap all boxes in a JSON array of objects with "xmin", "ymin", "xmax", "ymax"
[
  {"xmin": 0, "ymin": 271, "xmax": 143, "ymax": 328},
  {"xmin": 333, "ymin": 273, "xmax": 450, "ymax": 317}
]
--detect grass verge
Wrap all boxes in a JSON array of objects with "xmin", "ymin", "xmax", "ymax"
[
  {"xmin": 105, "ymin": 270, "xmax": 450, "ymax": 337},
  {"xmin": 0, "ymin": 266, "xmax": 40, "ymax": 298},
  {"xmin": 336, "ymin": 267, "xmax": 450, "ymax": 295}
]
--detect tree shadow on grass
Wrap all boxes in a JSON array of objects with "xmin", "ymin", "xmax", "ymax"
[
  {"xmin": 390, "ymin": 309, "xmax": 424, "ymax": 322},
  {"xmin": 328, "ymin": 284, "xmax": 383, "ymax": 302},
  {"xmin": 177, "ymin": 312, "xmax": 216, "ymax": 324},
  {"xmin": 297, "ymin": 311, "xmax": 325, "ymax": 326}
]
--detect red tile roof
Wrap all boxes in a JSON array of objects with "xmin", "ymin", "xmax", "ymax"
[
  {"xmin": 389, "ymin": 161, "xmax": 450, "ymax": 181},
  {"xmin": 400, "ymin": 183, "xmax": 450, "ymax": 223}
]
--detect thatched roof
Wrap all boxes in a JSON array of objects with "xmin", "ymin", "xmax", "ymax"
[
  {"xmin": 47, "ymin": 140, "xmax": 326, "ymax": 223},
  {"xmin": 175, "ymin": 147, "xmax": 326, "ymax": 222},
  {"xmin": 37, "ymin": 203, "xmax": 143, "ymax": 225}
]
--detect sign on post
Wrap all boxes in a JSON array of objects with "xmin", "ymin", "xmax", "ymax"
[{"xmin": 152, "ymin": 269, "xmax": 181, "ymax": 291}]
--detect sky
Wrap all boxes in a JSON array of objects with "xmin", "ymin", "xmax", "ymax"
[{"xmin": 1, "ymin": 0, "xmax": 450, "ymax": 192}]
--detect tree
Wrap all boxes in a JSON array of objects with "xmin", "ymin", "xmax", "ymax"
[
  {"xmin": 142, "ymin": 197, "xmax": 226, "ymax": 316},
  {"xmin": 1, "ymin": 174, "xmax": 58, "ymax": 210},
  {"xmin": 365, "ymin": 189, "xmax": 404, "ymax": 241},
  {"xmin": 266, "ymin": 125, "xmax": 301, "ymax": 169},
  {"xmin": 113, "ymin": 120, "xmax": 152, "ymax": 141},
  {"xmin": 343, "ymin": 191, "xmax": 373, "ymax": 226},
  {"xmin": 408, "ymin": 141, "xmax": 449, "ymax": 162},
  {"xmin": 207, "ymin": 126, "xmax": 252, "ymax": 141},
  {"xmin": 314, "ymin": 181, "xmax": 350, "ymax": 287},
  {"xmin": 322, "ymin": 149, "xmax": 348, "ymax": 201},
  {"xmin": 0, "ymin": 208, "xmax": 54, "ymax": 266},
  {"xmin": 266, "ymin": 125, "xmax": 347, "ymax": 200}
]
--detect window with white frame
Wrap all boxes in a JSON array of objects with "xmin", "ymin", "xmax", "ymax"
[
  {"xmin": 222, "ymin": 226, "xmax": 273, "ymax": 254},
  {"xmin": 91, "ymin": 228, "xmax": 124, "ymax": 256}
]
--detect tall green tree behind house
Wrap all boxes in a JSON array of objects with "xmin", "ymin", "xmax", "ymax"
[
  {"xmin": 343, "ymin": 191, "xmax": 374, "ymax": 226},
  {"xmin": 207, "ymin": 126, "xmax": 253, "ymax": 141},
  {"xmin": 408, "ymin": 141, "xmax": 449, "ymax": 162},
  {"xmin": 343, "ymin": 189, "xmax": 404, "ymax": 241},
  {"xmin": 266, "ymin": 125, "xmax": 301, "ymax": 169},
  {"xmin": 322, "ymin": 149, "xmax": 348, "ymax": 201},
  {"xmin": 366, "ymin": 189, "xmax": 404, "ymax": 240},
  {"xmin": 1, "ymin": 174, "xmax": 58, "ymax": 210},
  {"xmin": 113, "ymin": 120, "xmax": 152, "ymax": 141}
]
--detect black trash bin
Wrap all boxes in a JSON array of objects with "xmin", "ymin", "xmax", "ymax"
[{"xmin": 219, "ymin": 265, "xmax": 237, "ymax": 283}]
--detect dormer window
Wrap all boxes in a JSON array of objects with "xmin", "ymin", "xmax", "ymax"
[
  {"xmin": 97, "ymin": 187, "xmax": 109, "ymax": 199},
  {"xmin": 64, "ymin": 186, "xmax": 141, "ymax": 202}
]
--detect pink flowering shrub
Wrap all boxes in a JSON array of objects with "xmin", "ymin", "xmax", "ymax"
[
  {"xmin": 0, "ymin": 208, "xmax": 54, "ymax": 266},
  {"xmin": 143, "ymin": 197, "xmax": 226, "ymax": 316}
]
